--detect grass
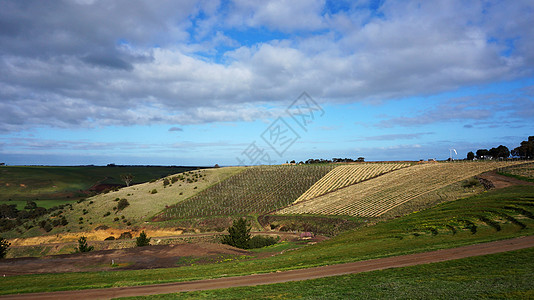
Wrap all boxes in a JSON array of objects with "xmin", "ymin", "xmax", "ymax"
[
  {"xmin": 1, "ymin": 185, "xmax": 533, "ymax": 295},
  {"xmin": 0, "ymin": 165, "xmax": 200, "ymax": 208},
  {"xmin": 3, "ymin": 167, "xmax": 244, "ymax": 238},
  {"xmin": 121, "ymin": 247, "xmax": 534, "ymax": 299}
]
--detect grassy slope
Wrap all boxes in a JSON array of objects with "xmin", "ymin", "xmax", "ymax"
[
  {"xmin": 123, "ymin": 247, "xmax": 534, "ymax": 299},
  {"xmin": 4, "ymin": 167, "xmax": 244, "ymax": 239},
  {"xmin": 0, "ymin": 166, "xmax": 199, "ymax": 209},
  {"xmin": 1, "ymin": 185, "xmax": 533, "ymax": 295}
]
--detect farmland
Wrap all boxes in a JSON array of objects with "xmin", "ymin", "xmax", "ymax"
[
  {"xmin": 1, "ymin": 167, "xmax": 244, "ymax": 239},
  {"xmin": 0, "ymin": 165, "xmax": 200, "ymax": 209},
  {"xmin": 153, "ymin": 165, "xmax": 336, "ymax": 221},
  {"xmin": 294, "ymin": 163, "xmax": 410, "ymax": 204},
  {"xmin": 2, "ymin": 185, "xmax": 533, "ymax": 295},
  {"xmin": 278, "ymin": 161, "xmax": 528, "ymax": 217},
  {"xmin": 499, "ymin": 161, "xmax": 534, "ymax": 182}
]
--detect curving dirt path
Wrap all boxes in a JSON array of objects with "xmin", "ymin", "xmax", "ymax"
[{"xmin": 2, "ymin": 235, "xmax": 533, "ymax": 300}]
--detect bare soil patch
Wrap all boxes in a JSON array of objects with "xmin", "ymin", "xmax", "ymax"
[
  {"xmin": 477, "ymin": 171, "xmax": 534, "ymax": 189},
  {"xmin": 0, "ymin": 243, "xmax": 249, "ymax": 276}
]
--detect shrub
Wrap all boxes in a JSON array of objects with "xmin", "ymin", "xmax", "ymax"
[
  {"xmin": 104, "ymin": 236, "xmax": 115, "ymax": 241},
  {"xmin": 118, "ymin": 232, "xmax": 132, "ymax": 239},
  {"xmin": 136, "ymin": 231, "xmax": 151, "ymax": 247},
  {"xmin": 117, "ymin": 198, "xmax": 129, "ymax": 211},
  {"xmin": 76, "ymin": 236, "xmax": 94, "ymax": 253},
  {"xmin": 163, "ymin": 178, "xmax": 170, "ymax": 187},
  {"xmin": 0, "ymin": 236, "xmax": 10, "ymax": 259},
  {"xmin": 103, "ymin": 212, "xmax": 111, "ymax": 217},
  {"xmin": 247, "ymin": 235, "xmax": 278, "ymax": 249},
  {"xmin": 150, "ymin": 189, "xmax": 158, "ymax": 194},
  {"xmin": 114, "ymin": 217, "xmax": 120, "ymax": 221}
]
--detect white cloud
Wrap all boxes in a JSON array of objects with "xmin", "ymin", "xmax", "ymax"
[{"xmin": 0, "ymin": 0, "xmax": 533, "ymax": 133}]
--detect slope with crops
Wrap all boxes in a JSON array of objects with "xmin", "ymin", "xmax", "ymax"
[
  {"xmin": 153, "ymin": 165, "xmax": 336, "ymax": 221},
  {"xmin": 278, "ymin": 161, "xmax": 528, "ymax": 217},
  {"xmin": 2, "ymin": 185, "xmax": 534, "ymax": 295},
  {"xmin": 294, "ymin": 163, "xmax": 410, "ymax": 204}
]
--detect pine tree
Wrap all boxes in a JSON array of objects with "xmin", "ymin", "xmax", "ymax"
[{"xmin": 221, "ymin": 218, "xmax": 251, "ymax": 249}]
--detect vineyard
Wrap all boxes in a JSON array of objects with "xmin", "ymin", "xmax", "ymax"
[
  {"xmin": 499, "ymin": 162, "xmax": 534, "ymax": 181},
  {"xmin": 294, "ymin": 163, "xmax": 410, "ymax": 204},
  {"xmin": 277, "ymin": 161, "xmax": 528, "ymax": 217},
  {"xmin": 153, "ymin": 165, "xmax": 336, "ymax": 221}
]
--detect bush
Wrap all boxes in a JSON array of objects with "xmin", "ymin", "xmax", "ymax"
[
  {"xmin": 247, "ymin": 235, "xmax": 278, "ymax": 249},
  {"xmin": 117, "ymin": 198, "xmax": 129, "ymax": 211},
  {"xmin": 104, "ymin": 236, "xmax": 115, "ymax": 241},
  {"xmin": 76, "ymin": 236, "xmax": 94, "ymax": 253},
  {"xmin": 119, "ymin": 232, "xmax": 132, "ymax": 239},
  {"xmin": 0, "ymin": 236, "xmax": 10, "ymax": 259},
  {"xmin": 103, "ymin": 212, "xmax": 111, "ymax": 217},
  {"xmin": 150, "ymin": 189, "xmax": 158, "ymax": 194},
  {"xmin": 136, "ymin": 231, "xmax": 151, "ymax": 247}
]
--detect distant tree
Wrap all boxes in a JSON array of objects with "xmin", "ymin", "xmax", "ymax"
[
  {"xmin": 357, "ymin": 157, "xmax": 365, "ymax": 162},
  {"xmin": 120, "ymin": 173, "xmax": 134, "ymax": 187},
  {"xmin": 136, "ymin": 231, "xmax": 151, "ymax": 247},
  {"xmin": 24, "ymin": 201, "xmax": 37, "ymax": 210},
  {"xmin": 476, "ymin": 149, "xmax": 490, "ymax": 159},
  {"xmin": 214, "ymin": 164, "xmax": 220, "ymax": 168},
  {"xmin": 467, "ymin": 151, "xmax": 475, "ymax": 160},
  {"xmin": 221, "ymin": 218, "xmax": 251, "ymax": 249},
  {"xmin": 512, "ymin": 136, "xmax": 534, "ymax": 158},
  {"xmin": 76, "ymin": 236, "xmax": 94, "ymax": 253},
  {"xmin": 489, "ymin": 145, "xmax": 510, "ymax": 159},
  {"xmin": 0, "ymin": 236, "xmax": 10, "ymax": 259}
]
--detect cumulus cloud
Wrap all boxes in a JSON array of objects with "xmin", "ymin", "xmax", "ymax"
[{"xmin": 0, "ymin": 0, "xmax": 533, "ymax": 133}]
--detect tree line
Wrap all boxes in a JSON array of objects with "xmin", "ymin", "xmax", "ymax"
[{"xmin": 466, "ymin": 136, "xmax": 533, "ymax": 160}]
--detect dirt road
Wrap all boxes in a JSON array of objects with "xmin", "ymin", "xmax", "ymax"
[{"xmin": 2, "ymin": 235, "xmax": 533, "ymax": 300}]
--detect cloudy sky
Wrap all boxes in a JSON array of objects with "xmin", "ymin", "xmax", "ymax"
[{"xmin": 1, "ymin": 0, "xmax": 533, "ymax": 166}]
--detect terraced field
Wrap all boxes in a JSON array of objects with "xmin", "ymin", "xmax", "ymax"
[
  {"xmin": 499, "ymin": 161, "xmax": 534, "ymax": 181},
  {"xmin": 295, "ymin": 163, "xmax": 410, "ymax": 204},
  {"xmin": 154, "ymin": 165, "xmax": 336, "ymax": 221},
  {"xmin": 278, "ymin": 161, "xmax": 528, "ymax": 217}
]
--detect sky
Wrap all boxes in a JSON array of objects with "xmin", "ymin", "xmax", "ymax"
[{"xmin": 0, "ymin": 0, "xmax": 533, "ymax": 166}]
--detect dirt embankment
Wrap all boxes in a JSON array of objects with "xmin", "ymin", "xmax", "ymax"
[{"xmin": 477, "ymin": 171, "xmax": 534, "ymax": 189}]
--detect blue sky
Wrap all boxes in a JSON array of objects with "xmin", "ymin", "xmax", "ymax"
[{"xmin": 0, "ymin": 0, "xmax": 533, "ymax": 166}]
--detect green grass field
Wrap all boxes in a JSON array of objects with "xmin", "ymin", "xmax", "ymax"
[
  {"xmin": 122, "ymin": 247, "xmax": 534, "ymax": 299},
  {"xmin": 0, "ymin": 165, "xmax": 200, "ymax": 209},
  {"xmin": 1, "ymin": 185, "xmax": 533, "ymax": 295}
]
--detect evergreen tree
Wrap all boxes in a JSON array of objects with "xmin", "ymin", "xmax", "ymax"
[
  {"xmin": 76, "ymin": 236, "xmax": 94, "ymax": 253},
  {"xmin": 221, "ymin": 218, "xmax": 251, "ymax": 249},
  {"xmin": 136, "ymin": 231, "xmax": 151, "ymax": 247}
]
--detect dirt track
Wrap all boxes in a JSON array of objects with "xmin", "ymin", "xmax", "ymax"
[{"xmin": 2, "ymin": 235, "xmax": 533, "ymax": 300}]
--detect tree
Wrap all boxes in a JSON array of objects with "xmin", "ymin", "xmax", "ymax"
[
  {"xmin": 476, "ymin": 149, "xmax": 490, "ymax": 159},
  {"xmin": 221, "ymin": 218, "xmax": 251, "ymax": 249},
  {"xmin": 489, "ymin": 145, "xmax": 510, "ymax": 159},
  {"xmin": 76, "ymin": 236, "xmax": 94, "ymax": 253},
  {"xmin": 0, "ymin": 236, "xmax": 10, "ymax": 259},
  {"xmin": 467, "ymin": 151, "xmax": 475, "ymax": 160},
  {"xmin": 120, "ymin": 173, "xmax": 134, "ymax": 187},
  {"xmin": 136, "ymin": 231, "xmax": 151, "ymax": 247},
  {"xmin": 512, "ymin": 136, "xmax": 534, "ymax": 158}
]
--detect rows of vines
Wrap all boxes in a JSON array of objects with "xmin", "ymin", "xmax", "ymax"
[{"xmin": 153, "ymin": 165, "xmax": 336, "ymax": 221}]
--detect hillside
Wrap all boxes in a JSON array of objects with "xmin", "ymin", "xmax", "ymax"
[
  {"xmin": 294, "ymin": 163, "xmax": 410, "ymax": 204},
  {"xmin": 0, "ymin": 165, "xmax": 199, "ymax": 209},
  {"xmin": 153, "ymin": 165, "xmax": 336, "ymax": 221},
  {"xmin": 278, "ymin": 161, "xmax": 527, "ymax": 217},
  {"xmin": 4, "ymin": 167, "xmax": 244, "ymax": 238}
]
